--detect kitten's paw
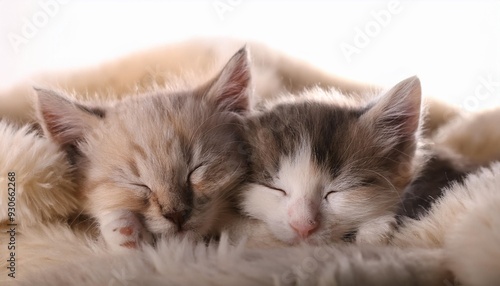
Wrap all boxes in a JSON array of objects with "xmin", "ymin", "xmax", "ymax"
[
  {"xmin": 100, "ymin": 210, "xmax": 154, "ymax": 252},
  {"xmin": 356, "ymin": 214, "xmax": 397, "ymax": 245}
]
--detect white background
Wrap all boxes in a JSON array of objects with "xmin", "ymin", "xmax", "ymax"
[{"xmin": 1, "ymin": 0, "xmax": 499, "ymax": 111}]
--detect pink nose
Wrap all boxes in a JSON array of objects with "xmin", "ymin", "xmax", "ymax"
[{"xmin": 290, "ymin": 219, "xmax": 318, "ymax": 239}]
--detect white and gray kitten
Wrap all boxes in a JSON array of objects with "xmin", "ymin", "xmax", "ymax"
[
  {"xmin": 239, "ymin": 76, "xmax": 422, "ymax": 246},
  {"xmin": 36, "ymin": 48, "xmax": 252, "ymax": 251}
]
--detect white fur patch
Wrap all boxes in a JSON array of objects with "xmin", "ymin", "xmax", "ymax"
[
  {"xmin": 243, "ymin": 143, "xmax": 327, "ymax": 243},
  {"xmin": 100, "ymin": 210, "xmax": 153, "ymax": 252}
]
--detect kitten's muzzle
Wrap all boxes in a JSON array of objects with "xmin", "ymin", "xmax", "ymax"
[{"xmin": 163, "ymin": 209, "xmax": 192, "ymax": 230}]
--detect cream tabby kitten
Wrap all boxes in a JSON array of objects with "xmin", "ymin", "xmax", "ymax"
[
  {"xmin": 36, "ymin": 48, "xmax": 251, "ymax": 251},
  {"xmin": 240, "ymin": 76, "xmax": 421, "ymax": 245}
]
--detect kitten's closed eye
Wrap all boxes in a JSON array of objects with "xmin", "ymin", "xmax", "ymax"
[
  {"xmin": 324, "ymin": 190, "xmax": 337, "ymax": 201},
  {"xmin": 325, "ymin": 177, "xmax": 377, "ymax": 200},
  {"xmin": 131, "ymin": 183, "xmax": 152, "ymax": 194},
  {"xmin": 260, "ymin": 183, "xmax": 287, "ymax": 196},
  {"xmin": 188, "ymin": 164, "xmax": 206, "ymax": 191}
]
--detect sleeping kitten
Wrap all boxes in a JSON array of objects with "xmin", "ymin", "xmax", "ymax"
[
  {"xmin": 240, "ymin": 76, "xmax": 422, "ymax": 245},
  {"xmin": 36, "ymin": 48, "xmax": 251, "ymax": 251}
]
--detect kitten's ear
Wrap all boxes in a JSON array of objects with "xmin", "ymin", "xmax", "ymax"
[
  {"xmin": 36, "ymin": 88, "xmax": 105, "ymax": 146},
  {"xmin": 361, "ymin": 76, "xmax": 422, "ymax": 143},
  {"xmin": 205, "ymin": 47, "xmax": 251, "ymax": 114}
]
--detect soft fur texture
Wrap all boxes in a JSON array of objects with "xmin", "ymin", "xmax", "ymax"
[
  {"xmin": 238, "ymin": 77, "xmax": 422, "ymax": 246},
  {"xmin": 433, "ymin": 107, "xmax": 500, "ymax": 165},
  {"xmin": 1, "ymin": 224, "xmax": 450, "ymax": 286},
  {"xmin": 33, "ymin": 48, "xmax": 253, "ymax": 252},
  {"xmin": 393, "ymin": 162, "xmax": 500, "ymax": 250},
  {"xmin": 397, "ymin": 143, "xmax": 472, "ymax": 219},
  {"xmin": 0, "ymin": 122, "xmax": 77, "ymax": 228},
  {"xmin": 393, "ymin": 162, "xmax": 500, "ymax": 284},
  {"xmin": 1, "ymin": 92, "xmax": 499, "ymax": 285},
  {"xmin": 444, "ymin": 167, "xmax": 500, "ymax": 285},
  {"xmin": 0, "ymin": 142, "xmax": 456, "ymax": 286},
  {"xmin": 392, "ymin": 109, "xmax": 500, "ymax": 252},
  {"xmin": 1, "ymin": 38, "xmax": 499, "ymax": 285}
]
